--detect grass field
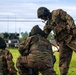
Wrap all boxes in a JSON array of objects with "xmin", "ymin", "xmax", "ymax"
[{"xmin": 7, "ymin": 48, "xmax": 76, "ymax": 75}]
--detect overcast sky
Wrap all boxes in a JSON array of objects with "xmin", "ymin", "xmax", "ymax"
[{"xmin": 0, "ymin": 0, "xmax": 76, "ymax": 33}]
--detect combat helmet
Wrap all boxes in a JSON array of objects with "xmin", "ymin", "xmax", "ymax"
[
  {"xmin": 29, "ymin": 25, "xmax": 45, "ymax": 37},
  {"xmin": 37, "ymin": 7, "xmax": 50, "ymax": 18}
]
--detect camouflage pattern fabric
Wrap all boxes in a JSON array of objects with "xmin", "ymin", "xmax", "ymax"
[
  {"xmin": 16, "ymin": 55, "xmax": 38, "ymax": 75},
  {"xmin": 43, "ymin": 9, "xmax": 76, "ymax": 75},
  {"xmin": 59, "ymin": 43, "xmax": 73, "ymax": 75},
  {"xmin": 0, "ymin": 50, "xmax": 7, "ymax": 75},
  {"xmin": 17, "ymin": 34, "xmax": 56, "ymax": 75},
  {"xmin": 0, "ymin": 49, "xmax": 17, "ymax": 75}
]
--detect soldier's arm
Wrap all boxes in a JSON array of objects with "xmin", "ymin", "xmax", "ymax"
[
  {"xmin": 43, "ymin": 23, "xmax": 52, "ymax": 38},
  {"xmin": 18, "ymin": 37, "xmax": 32, "ymax": 56}
]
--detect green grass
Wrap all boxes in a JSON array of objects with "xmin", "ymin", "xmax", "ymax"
[
  {"xmin": 7, "ymin": 48, "xmax": 76, "ymax": 75},
  {"xmin": 54, "ymin": 52, "xmax": 76, "ymax": 75},
  {"xmin": 7, "ymin": 48, "xmax": 20, "ymax": 75}
]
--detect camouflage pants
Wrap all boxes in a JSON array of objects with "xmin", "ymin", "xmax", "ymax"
[
  {"xmin": 59, "ymin": 43, "xmax": 73, "ymax": 75},
  {"xmin": 16, "ymin": 56, "xmax": 38, "ymax": 75},
  {"xmin": 0, "ymin": 56, "xmax": 7, "ymax": 75},
  {"xmin": 16, "ymin": 50, "xmax": 56, "ymax": 75}
]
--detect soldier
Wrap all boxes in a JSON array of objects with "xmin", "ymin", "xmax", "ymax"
[
  {"xmin": 0, "ymin": 37, "xmax": 17, "ymax": 75},
  {"xmin": 37, "ymin": 7, "xmax": 76, "ymax": 75},
  {"xmin": 16, "ymin": 25, "xmax": 56, "ymax": 75}
]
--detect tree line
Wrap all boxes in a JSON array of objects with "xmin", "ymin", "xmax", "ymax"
[{"xmin": 20, "ymin": 32, "xmax": 54, "ymax": 42}]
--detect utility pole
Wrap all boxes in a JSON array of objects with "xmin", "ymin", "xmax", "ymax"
[
  {"xmin": 7, "ymin": 15, "xmax": 9, "ymax": 33},
  {"xmin": 15, "ymin": 15, "xmax": 16, "ymax": 33}
]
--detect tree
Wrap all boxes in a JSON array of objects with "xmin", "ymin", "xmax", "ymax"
[
  {"xmin": 19, "ymin": 31, "xmax": 54, "ymax": 42},
  {"xmin": 47, "ymin": 32, "xmax": 54, "ymax": 40},
  {"xmin": 20, "ymin": 32, "xmax": 29, "ymax": 42}
]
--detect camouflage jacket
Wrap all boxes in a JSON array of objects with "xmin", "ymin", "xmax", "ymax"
[
  {"xmin": 43, "ymin": 9, "xmax": 75, "ymax": 43},
  {"xmin": 0, "ymin": 49, "xmax": 17, "ymax": 75},
  {"xmin": 18, "ymin": 34, "xmax": 53, "ymax": 56}
]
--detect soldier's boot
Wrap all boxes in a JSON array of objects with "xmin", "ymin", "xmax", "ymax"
[{"xmin": 41, "ymin": 68, "xmax": 57, "ymax": 75}]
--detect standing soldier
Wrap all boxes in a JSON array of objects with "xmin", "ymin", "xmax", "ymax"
[
  {"xmin": 16, "ymin": 25, "xmax": 56, "ymax": 75},
  {"xmin": 0, "ymin": 37, "xmax": 17, "ymax": 75},
  {"xmin": 37, "ymin": 7, "xmax": 76, "ymax": 75}
]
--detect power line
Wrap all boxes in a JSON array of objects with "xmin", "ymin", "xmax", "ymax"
[{"xmin": 0, "ymin": 20, "xmax": 42, "ymax": 22}]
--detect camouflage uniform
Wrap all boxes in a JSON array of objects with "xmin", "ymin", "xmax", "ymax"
[
  {"xmin": 16, "ymin": 55, "xmax": 38, "ymax": 75},
  {"xmin": 0, "ymin": 37, "xmax": 17, "ymax": 75},
  {"xmin": 42, "ymin": 9, "xmax": 76, "ymax": 75},
  {"xmin": 16, "ymin": 34, "xmax": 56, "ymax": 75}
]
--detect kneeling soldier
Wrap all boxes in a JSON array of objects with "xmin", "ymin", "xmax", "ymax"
[
  {"xmin": 16, "ymin": 25, "xmax": 56, "ymax": 75},
  {"xmin": 0, "ymin": 37, "xmax": 17, "ymax": 75}
]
